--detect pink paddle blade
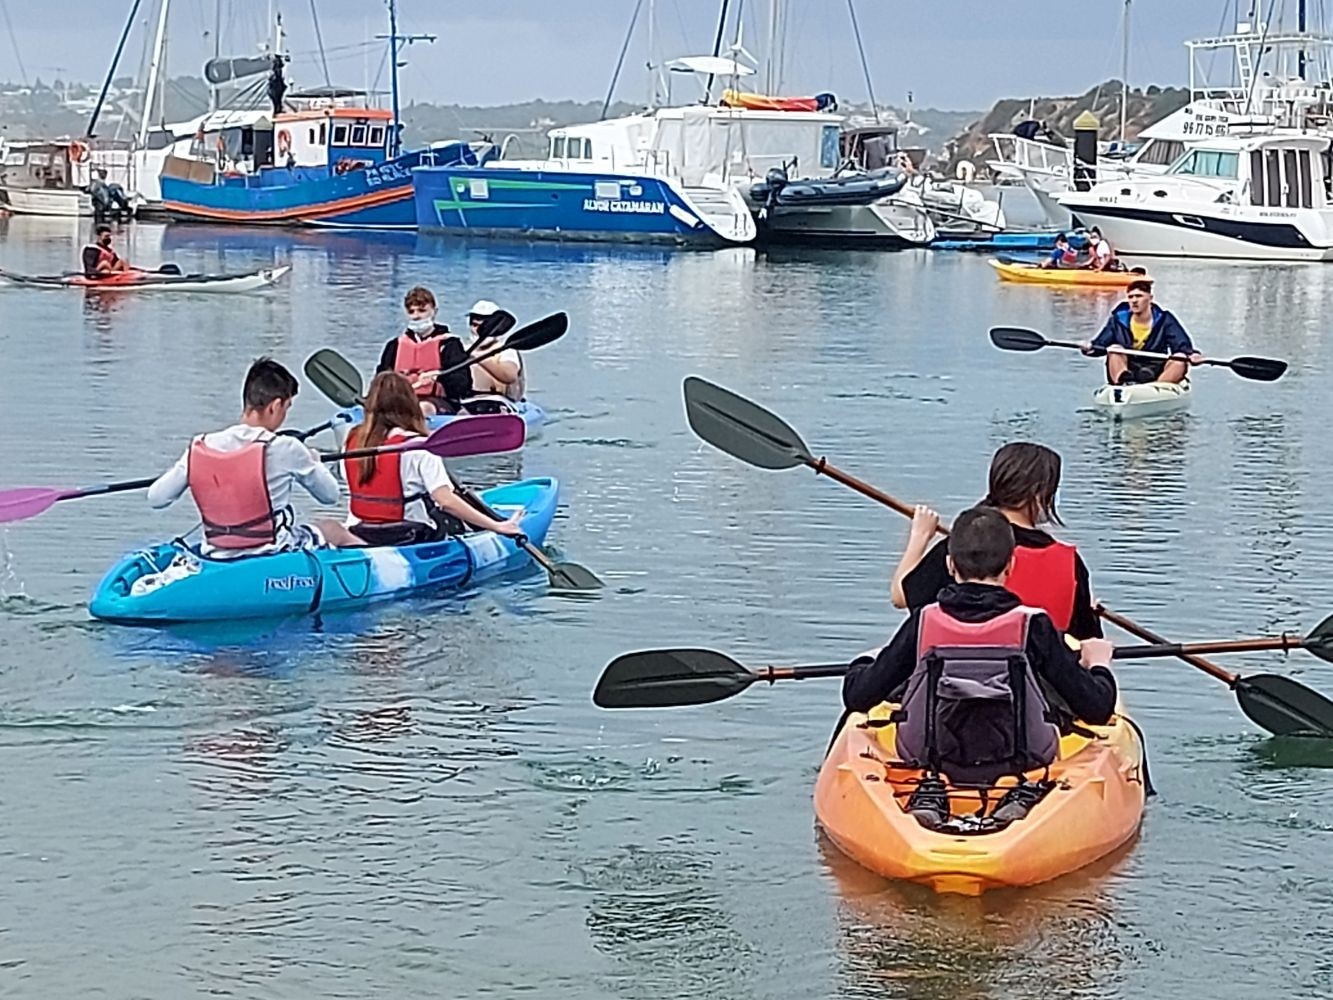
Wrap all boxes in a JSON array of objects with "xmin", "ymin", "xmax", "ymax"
[
  {"xmin": 424, "ymin": 414, "xmax": 527, "ymax": 458},
  {"xmin": 0, "ymin": 487, "xmax": 72, "ymax": 524}
]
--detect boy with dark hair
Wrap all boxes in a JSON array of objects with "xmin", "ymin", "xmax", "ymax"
[
  {"xmin": 1083, "ymin": 278, "xmax": 1202, "ymax": 385},
  {"xmin": 147, "ymin": 358, "xmax": 360, "ymax": 556},
  {"xmin": 376, "ymin": 286, "xmax": 472, "ymax": 416},
  {"xmin": 844, "ymin": 505, "xmax": 1117, "ymax": 827}
]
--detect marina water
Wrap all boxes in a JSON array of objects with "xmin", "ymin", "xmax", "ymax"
[{"xmin": 1, "ymin": 204, "xmax": 1332, "ymax": 997}]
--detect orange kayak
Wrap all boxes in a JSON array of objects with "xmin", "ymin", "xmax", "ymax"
[
  {"xmin": 813, "ymin": 700, "xmax": 1146, "ymax": 895},
  {"xmin": 989, "ymin": 258, "xmax": 1144, "ymax": 287}
]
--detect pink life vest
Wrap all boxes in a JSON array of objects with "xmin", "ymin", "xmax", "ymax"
[
  {"xmin": 394, "ymin": 333, "xmax": 444, "ymax": 399},
  {"xmin": 186, "ymin": 437, "xmax": 279, "ymax": 550}
]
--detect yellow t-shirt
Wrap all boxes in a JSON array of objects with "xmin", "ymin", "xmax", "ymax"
[{"xmin": 1129, "ymin": 316, "xmax": 1152, "ymax": 349}]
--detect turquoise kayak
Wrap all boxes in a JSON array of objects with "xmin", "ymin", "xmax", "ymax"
[
  {"xmin": 89, "ymin": 477, "xmax": 559, "ymax": 625},
  {"xmin": 331, "ymin": 399, "xmax": 545, "ymax": 451}
]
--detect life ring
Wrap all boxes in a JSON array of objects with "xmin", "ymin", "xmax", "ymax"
[
  {"xmin": 277, "ymin": 129, "xmax": 292, "ymax": 157},
  {"xmin": 955, "ymin": 160, "xmax": 977, "ymax": 183},
  {"xmin": 69, "ymin": 141, "xmax": 88, "ymax": 163}
]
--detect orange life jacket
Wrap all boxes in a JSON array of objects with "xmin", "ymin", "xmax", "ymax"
[
  {"xmin": 1005, "ymin": 540, "xmax": 1078, "ymax": 633},
  {"xmin": 186, "ymin": 437, "xmax": 279, "ymax": 549},
  {"xmin": 344, "ymin": 428, "xmax": 422, "ymax": 523}
]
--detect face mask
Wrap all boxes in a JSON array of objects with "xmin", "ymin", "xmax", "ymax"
[{"xmin": 406, "ymin": 312, "xmax": 435, "ymax": 335}]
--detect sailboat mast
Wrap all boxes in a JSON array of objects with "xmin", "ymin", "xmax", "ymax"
[
  {"xmin": 1119, "ymin": 0, "xmax": 1131, "ymax": 142},
  {"xmin": 86, "ymin": 0, "xmax": 144, "ymax": 138},
  {"xmin": 138, "ymin": 0, "xmax": 171, "ymax": 147},
  {"xmin": 210, "ymin": 0, "xmax": 221, "ymax": 110},
  {"xmin": 1299, "ymin": 0, "xmax": 1308, "ymax": 79}
]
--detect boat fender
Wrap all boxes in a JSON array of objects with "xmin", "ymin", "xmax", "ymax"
[{"xmin": 277, "ymin": 129, "xmax": 293, "ymax": 157}]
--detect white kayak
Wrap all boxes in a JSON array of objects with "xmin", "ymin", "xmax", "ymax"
[
  {"xmin": 0, "ymin": 264, "xmax": 290, "ymax": 293},
  {"xmin": 1091, "ymin": 379, "xmax": 1191, "ymax": 420}
]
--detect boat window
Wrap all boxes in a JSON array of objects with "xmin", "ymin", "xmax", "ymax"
[
  {"xmin": 1285, "ymin": 149, "xmax": 1300, "ymax": 208},
  {"xmin": 369, "ymin": 126, "xmax": 385, "ymax": 147},
  {"xmin": 1299, "ymin": 149, "xmax": 1314, "ymax": 208},
  {"xmin": 1266, "ymin": 150, "xmax": 1282, "ymax": 205},
  {"xmin": 308, "ymin": 128, "xmax": 316, "ymax": 144},
  {"xmin": 319, "ymin": 123, "xmax": 326, "ymax": 145},
  {"xmin": 1136, "ymin": 139, "xmax": 1183, "ymax": 166},
  {"xmin": 351, "ymin": 125, "xmax": 367, "ymax": 146},
  {"xmin": 1171, "ymin": 149, "xmax": 1239, "ymax": 178},
  {"xmin": 1250, "ymin": 150, "xmax": 1265, "ymax": 205},
  {"xmin": 333, "ymin": 124, "xmax": 348, "ymax": 145},
  {"xmin": 552, "ymin": 136, "xmax": 567, "ymax": 159}
]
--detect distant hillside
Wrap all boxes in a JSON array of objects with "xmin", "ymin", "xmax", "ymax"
[{"xmin": 943, "ymin": 80, "xmax": 1190, "ymax": 175}]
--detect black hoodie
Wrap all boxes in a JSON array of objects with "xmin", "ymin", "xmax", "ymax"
[{"xmin": 843, "ymin": 582, "xmax": 1118, "ymax": 724}]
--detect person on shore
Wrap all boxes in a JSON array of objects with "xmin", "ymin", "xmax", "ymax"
[
  {"xmin": 465, "ymin": 299, "xmax": 527, "ymax": 403},
  {"xmin": 891, "ymin": 442, "xmax": 1102, "ymax": 640},
  {"xmin": 82, "ymin": 224, "xmax": 131, "ymax": 278},
  {"xmin": 846, "ymin": 506, "xmax": 1117, "ymax": 829},
  {"xmin": 1040, "ymin": 233, "xmax": 1080, "ymax": 269},
  {"xmin": 1083, "ymin": 279, "xmax": 1202, "ymax": 385},
  {"xmin": 146, "ymin": 358, "xmax": 361, "ymax": 556},
  {"xmin": 333, "ymin": 372, "xmax": 524, "ymax": 547},
  {"xmin": 376, "ymin": 286, "xmax": 472, "ymax": 416}
]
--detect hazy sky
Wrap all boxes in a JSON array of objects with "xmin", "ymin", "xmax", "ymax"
[{"xmin": 0, "ymin": 1, "xmax": 1311, "ymax": 109}]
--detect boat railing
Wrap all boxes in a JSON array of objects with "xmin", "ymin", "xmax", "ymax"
[{"xmin": 988, "ymin": 133, "xmax": 1071, "ymax": 176}]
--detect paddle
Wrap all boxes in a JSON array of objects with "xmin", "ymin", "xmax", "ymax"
[
  {"xmin": 596, "ymin": 622, "xmax": 1333, "ymax": 719},
  {"xmin": 304, "ymin": 339, "xmax": 602, "ymax": 593},
  {"xmin": 681, "ymin": 376, "xmax": 1333, "ymax": 738},
  {"xmin": 0, "ymin": 416, "xmax": 525, "ymax": 526},
  {"xmin": 305, "ymin": 311, "xmax": 569, "ymax": 414},
  {"xmin": 989, "ymin": 326, "xmax": 1288, "ymax": 382}
]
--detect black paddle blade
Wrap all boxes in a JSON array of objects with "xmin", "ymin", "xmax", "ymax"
[
  {"xmin": 593, "ymin": 648, "xmax": 757, "ymax": 708},
  {"xmin": 305, "ymin": 349, "xmax": 364, "ymax": 408},
  {"xmin": 1227, "ymin": 356, "xmax": 1288, "ymax": 382},
  {"xmin": 1236, "ymin": 673, "xmax": 1333, "ymax": 738},
  {"xmin": 1305, "ymin": 614, "xmax": 1333, "ymax": 665},
  {"xmin": 989, "ymin": 326, "xmax": 1048, "ymax": 352},
  {"xmin": 682, "ymin": 376, "xmax": 814, "ymax": 471},
  {"xmin": 506, "ymin": 312, "xmax": 568, "ymax": 353},
  {"xmin": 546, "ymin": 560, "xmax": 604, "ymax": 592}
]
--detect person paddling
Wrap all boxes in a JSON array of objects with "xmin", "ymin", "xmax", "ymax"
[
  {"xmin": 1040, "ymin": 233, "xmax": 1080, "ymax": 269},
  {"xmin": 891, "ymin": 442, "xmax": 1102, "ymax": 640},
  {"xmin": 465, "ymin": 299, "xmax": 527, "ymax": 404},
  {"xmin": 376, "ymin": 286, "xmax": 472, "ymax": 417},
  {"xmin": 147, "ymin": 358, "xmax": 362, "ymax": 555},
  {"xmin": 82, "ymin": 224, "xmax": 131, "ymax": 278},
  {"xmin": 1083, "ymin": 278, "xmax": 1202, "ymax": 385},
  {"xmin": 334, "ymin": 371, "xmax": 523, "ymax": 547},
  {"xmin": 848, "ymin": 506, "xmax": 1117, "ymax": 829}
]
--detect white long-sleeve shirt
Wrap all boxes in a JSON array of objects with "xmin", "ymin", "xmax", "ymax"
[{"xmin": 148, "ymin": 424, "xmax": 341, "ymax": 555}]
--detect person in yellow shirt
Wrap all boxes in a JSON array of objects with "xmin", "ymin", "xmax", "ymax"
[{"xmin": 1082, "ymin": 279, "xmax": 1202, "ymax": 385}]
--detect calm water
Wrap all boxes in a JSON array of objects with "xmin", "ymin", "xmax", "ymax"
[{"xmin": 2, "ymin": 209, "xmax": 1332, "ymax": 998}]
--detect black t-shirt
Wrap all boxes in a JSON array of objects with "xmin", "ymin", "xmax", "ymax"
[
  {"xmin": 376, "ymin": 324, "xmax": 473, "ymax": 403},
  {"xmin": 901, "ymin": 526, "xmax": 1103, "ymax": 639}
]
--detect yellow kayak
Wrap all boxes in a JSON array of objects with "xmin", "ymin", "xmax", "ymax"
[
  {"xmin": 813, "ymin": 700, "xmax": 1146, "ymax": 896},
  {"xmin": 989, "ymin": 258, "xmax": 1144, "ymax": 287}
]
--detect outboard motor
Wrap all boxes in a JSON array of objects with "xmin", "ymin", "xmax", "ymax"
[{"xmin": 752, "ymin": 166, "xmax": 790, "ymax": 218}]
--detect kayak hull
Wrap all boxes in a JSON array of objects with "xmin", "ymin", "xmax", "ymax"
[
  {"xmin": 1091, "ymin": 379, "xmax": 1191, "ymax": 420},
  {"xmin": 0, "ymin": 265, "xmax": 290, "ymax": 293},
  {"xmin": 989, "ymin": 258, "xmax": 1141, "ymax": 287},
  {"xmin": 331, "ymin": 400, "xmax": 545, "ymax": 451},
  {"xmin": 813, "ymin": 702, "xmax": 1146, "ymax": 895},
  {"xmin": 88, "ymin": 477, "xmax": 558, "ymax": 624}
]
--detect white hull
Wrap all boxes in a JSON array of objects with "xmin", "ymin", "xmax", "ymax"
[
  {"xmin": 1091, "ymin": 380, "xmax": 1192, "ymax": 420},
  {"xmin": 762, "ymin": 199, "xmax": 934, "ymax": 246},
  {"xmin": 1, "ymin": 187, "xmax": 91, "ymax": 217},
  {"xmin": 1059, "ymin": 201, "xmax": 1333, "ymax": 261}
]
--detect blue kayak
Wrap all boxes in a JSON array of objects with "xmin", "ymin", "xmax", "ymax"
[
  {"xmin": 331, "ymin": 399, "xmax": 545, "ymax": 451},
  {"xmin": 89, "ymin": 477, "xmax": 559, "ymax": 625}
]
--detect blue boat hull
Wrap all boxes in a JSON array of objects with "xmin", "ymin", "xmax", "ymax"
[
  {"xmin": 412, "ymin": 166, "xmax": 730, "ymax": 245},
  {"xmin": 89, "ymin": 477, "xmax": 559, "ymax": 624},
  {"xmin": 161, "ymin": 146, "xmax": 478, "ymax": 230}
]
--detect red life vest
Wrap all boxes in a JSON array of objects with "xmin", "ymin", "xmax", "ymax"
[
  {"xmin": 345, "ymin": 428, "xmax": 418, "ymax": 523},
  {"xmin": 394, "ymin": 334, "xmax": 444, "ymax": 399},
  {"xmin": 1002, "ymin": 540, "xmax": 1078, "ymax": 633},
  {"xmin": 186, "ymin": 437, "xmax": 278, "ymax": 550},
  {"xmin": 896, "ymin": 603, "xmax": 1059, "ymax": 782}
]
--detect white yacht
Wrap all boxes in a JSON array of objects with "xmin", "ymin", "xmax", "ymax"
[{"xmin": 1058, "ymin": 131, "xmax": 1333, "ymax": 260}]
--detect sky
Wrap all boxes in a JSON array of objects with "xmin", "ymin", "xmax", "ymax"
[{"xmin": 0, "ymin": 1, "xmax": 1315, "ymax": 110}]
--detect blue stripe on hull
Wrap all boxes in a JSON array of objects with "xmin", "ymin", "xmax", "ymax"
[{"xmin": 412, "ymin": 166, "xmax": 726, "ymax": 245}]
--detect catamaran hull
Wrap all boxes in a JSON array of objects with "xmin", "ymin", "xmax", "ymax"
[{"xmin": 412, "ymin": 165, "xmax": 754, "ymax": 246}]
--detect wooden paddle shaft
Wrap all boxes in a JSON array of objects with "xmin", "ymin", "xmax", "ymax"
[
  {"xmin": 1116, "ymin": 635, "xmax": 1303, "ymax": 659},
  {"xmin": 1099, "ymin": 606, "xmax": 1238, "ymax": 685},
  {"xmin": 806, "ymin": 457, "xmax": 951, "ymax": 530}
]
